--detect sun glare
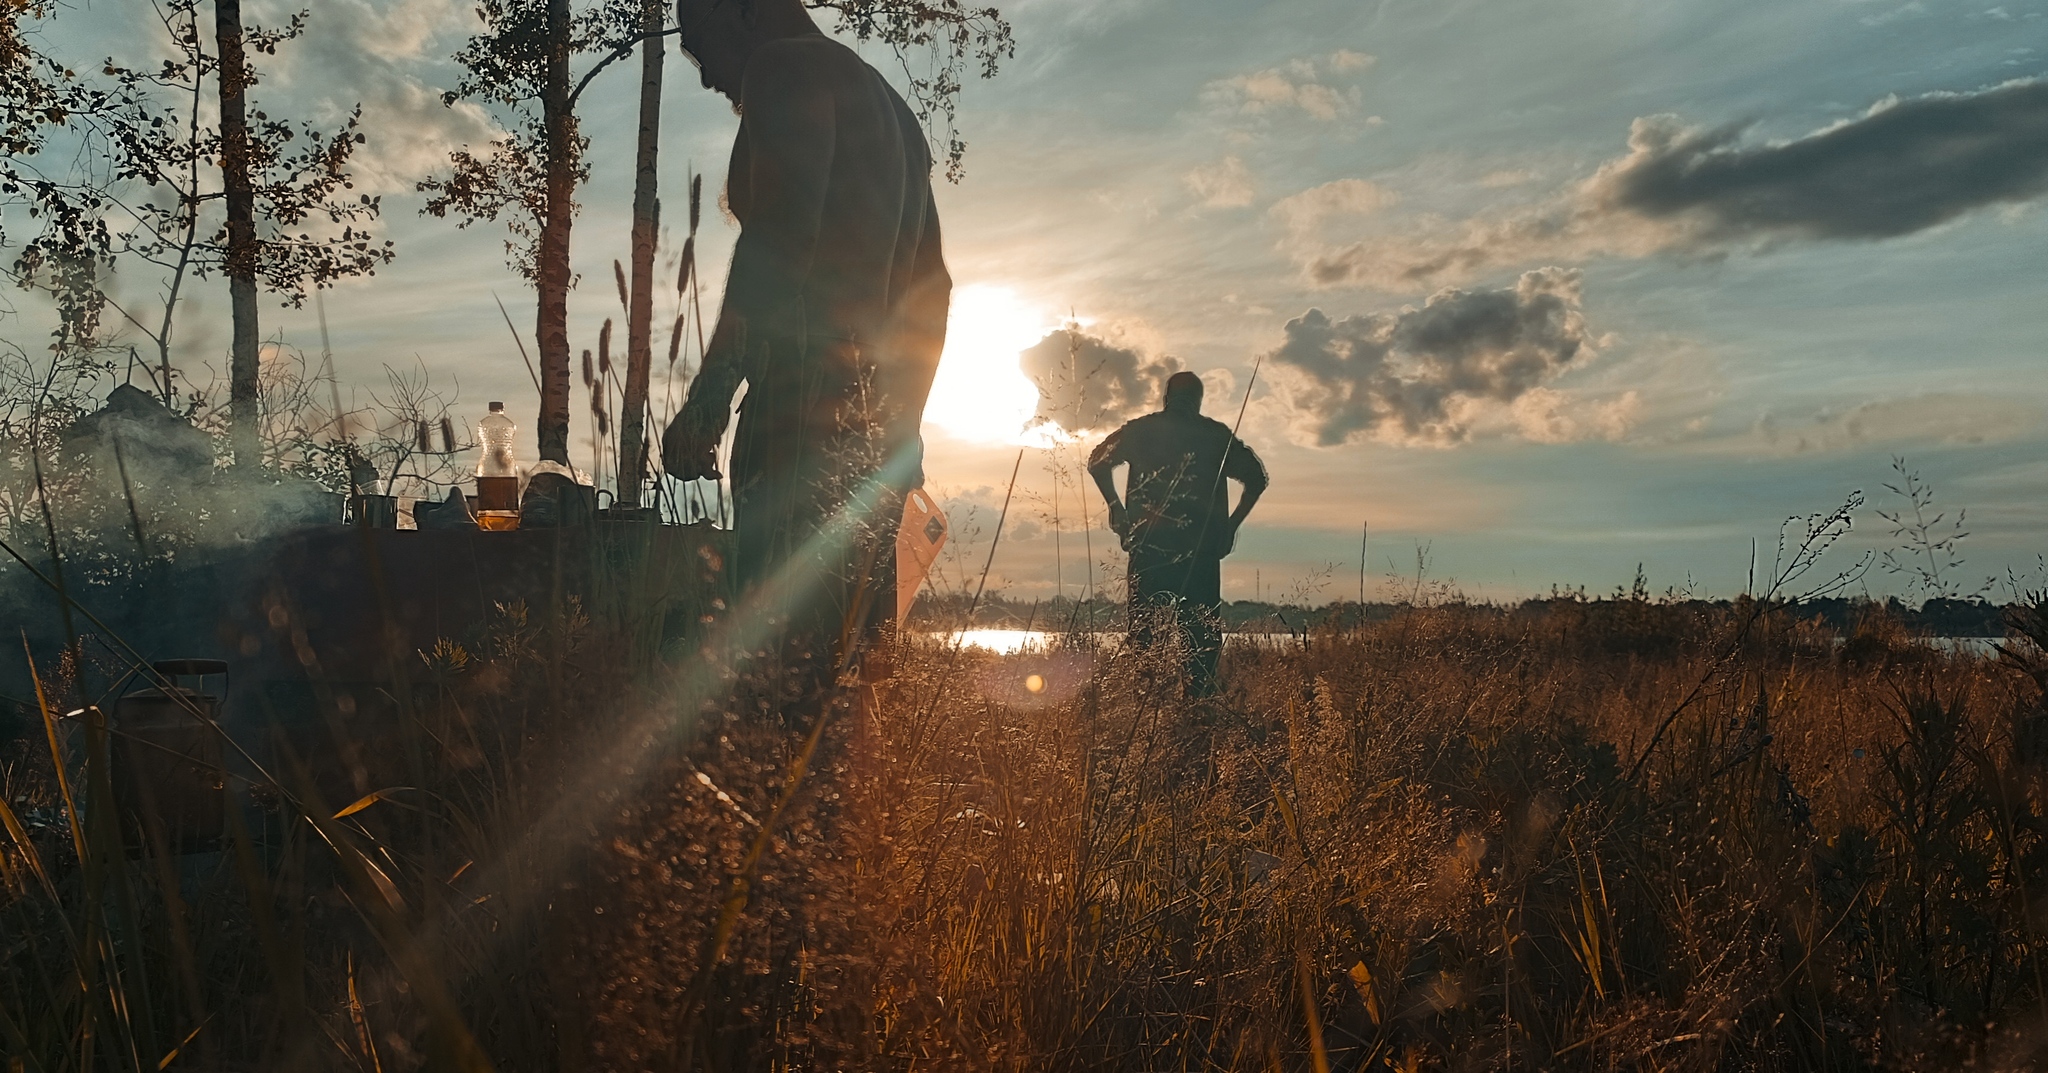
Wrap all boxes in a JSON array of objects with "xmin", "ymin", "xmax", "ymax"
[{"xmin": 923, "ymin": 284, "xmax": 1052, "ymax": 445}]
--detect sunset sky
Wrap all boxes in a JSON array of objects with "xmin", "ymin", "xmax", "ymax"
[{"xmin": 48, "ymin": 0, "xmax": 2048, "ymax": 602}]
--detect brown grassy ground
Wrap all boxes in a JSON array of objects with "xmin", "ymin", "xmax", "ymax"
[{"xmin": 7, "ymin": 594, "xmax": 2048, "ymax": 1071}]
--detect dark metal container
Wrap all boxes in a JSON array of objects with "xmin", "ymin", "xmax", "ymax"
[
  {"xmin": 113, "ymin": 659, "xmax": 228, "ymax": 853},
  {"xmin": 349, "ymin": 493, "xmax": 399, "ymax": 528}
]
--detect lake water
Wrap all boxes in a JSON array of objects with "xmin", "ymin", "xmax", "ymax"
[
  {"xmin": 939, "ymin": 629, "xmax": 1068, "ymax": 654},
  {"xmin": 1930, "ymin": 637, "xmax": 2004, "ymax": 657},
  {"xmin": 933, "ymin": 629, "xmax": 1296, "ymax": 654}
]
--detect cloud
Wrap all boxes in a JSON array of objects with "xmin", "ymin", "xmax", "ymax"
[
  {"xmin": 283, "ymin": 0, "xmax": 501, "ymax": 196},
  {"xmin": 1328, "ymin": 49, "xmax": 1375, "ymax": 73},
  {"xmin": 1588, "ymin": 79, "xmax": 2048, "ymax": 241},
  {"xmin": 1478, "ymin": 169, "xmax": 1536, "ymax": 188},
  {"xmin": 1019, "ymin": 328, "xmax": 1183, "ymax": 434},
  {"xmin": 1271, "ymin": 178, "xmax": 1396, "ymax": 237},
  {"xmin": 1266, "ymin": 268, "xmax": 1596, "ymax": 446},
  {"xmin": 1858, "ymin": 1, "xmax": 1928, "ymax": 27},
  {"xmin": 1185, "ymin": 155, "xmax": 1256, "ymax": 208},
  {"xmin": 348, "ymin": 84, "xmax": 500, "ymax": 196},
  {"xmin": 1199, "ymin": 367, "xmax": 1238, "ymax": 406},
  {"xmin": 1505, "ymin": 387, "xmax": 1640, "ymax": 444},
  {"xmin": 1202, "ymin": 54, "xmax": 1369, "ymax": 122},
  {"xmin": 1305, "ymin": 77, "xmax": 2048, "ymax": 289},
  {"xmin": 353, "ymin": 0, "xmax": 464, "ymax": 58},
  {"xmin": 1751, "ymin": 394, "xmax": 2041, "ymax": 454}
]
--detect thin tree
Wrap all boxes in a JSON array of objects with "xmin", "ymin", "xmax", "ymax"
[
  {"xmin": 215, "ymin": 0, "xmax": 259, "ymax": 464},
  {"xmin": 192, "ymin": 3, "xmax": 393, "ymax": 465},
  {"xmin": 422, "ymin": 0, "xmax": 590, "ymax": 465},
  {"xmin": 616, "ymin": 0, "xmax": 665, "ymax": 506}
]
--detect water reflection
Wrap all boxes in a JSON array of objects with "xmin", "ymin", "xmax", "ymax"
[
  {"xmin": 938, "ymin": 629, "xmax": 1067, "ymax": 654},
  {"xmin": 932, "ymin": 629, "xmax": 1296, "ymax": 654},
  {"xmin": 934, "ymin": 630, "xmax": 2007, "ymax": 657}
]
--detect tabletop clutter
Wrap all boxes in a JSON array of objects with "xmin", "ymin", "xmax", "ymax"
[{"xmin": 348, "ymin": 401, "xmax": 602, "ymax": 530}]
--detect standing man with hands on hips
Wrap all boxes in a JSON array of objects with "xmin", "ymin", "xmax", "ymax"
[{"xmin": 1090, "ymin": 371, "xmax": 1268, "ymax": 697}]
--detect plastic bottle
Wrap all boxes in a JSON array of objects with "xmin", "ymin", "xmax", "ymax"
[
  {"xmin": 477, "ymin": 402, "xmax": 517, "ymax": 477},
  {"xmin": 475, "ymin": 402, "xmax": 520, "ymax": 530}
]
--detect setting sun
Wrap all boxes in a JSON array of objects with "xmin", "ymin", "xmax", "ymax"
[{"xmin": 922, "ymin": 284, "xmax": 1051, "ymax": 444}]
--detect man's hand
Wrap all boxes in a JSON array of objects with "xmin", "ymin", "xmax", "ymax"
[
  {"xmin": 1209, "ymin": 508, "xmax": 1259, "ymax": 558},
  {"xmin": 662, "ymin": 396, "xmax": 729, "ymax": 482},
  {"xmin": 1212, "ymin": 516, "xmax": 1241, "ymax": 558},
  {"xmin": 1107, "ymin": 503, "xmax": 1132, "ymax": 550}
]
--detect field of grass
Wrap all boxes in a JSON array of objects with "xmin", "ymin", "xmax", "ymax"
[{"xmin": 7, "ymin": 585, "xmax": 2048, "ymax": 1070}]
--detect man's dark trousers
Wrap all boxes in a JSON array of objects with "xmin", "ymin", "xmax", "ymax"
[
  {"xmin": 727, "ymin": 336, "xmax": 907, "ymax": 676},
  {"xmin": 1127, "ymin": 547, "xmax": 1224, "ymax": 697}
]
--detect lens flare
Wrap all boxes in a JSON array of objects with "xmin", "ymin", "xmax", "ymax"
[{"xmin": 973, "ymin": 652, "xmax": 1093, "ymax": 708}]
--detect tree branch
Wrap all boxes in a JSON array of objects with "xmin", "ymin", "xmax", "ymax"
[{"xmin": 566, "ymin": 25, "xmax": 679, "ymax": 113}]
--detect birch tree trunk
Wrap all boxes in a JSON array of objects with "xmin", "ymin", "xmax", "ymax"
[
  {"xmin": 616, "ymin": 0, "xmax": 664, "ymax": 507},
  {"xmin": 535, "ymin": 0, "xmax": 575, "ymax": 464},
  {"xmin": 215, "ymin": 0, "xmax": 260, "ymax": 467}
]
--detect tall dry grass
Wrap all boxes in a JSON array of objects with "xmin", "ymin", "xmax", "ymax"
[
  {"xmin": 7, "ymin": 584, "xmax": 2048, "ymax": 1070},
  {"xmin": 565, "ymin": 591, "xmax": 2048, "ymax": 1070}
]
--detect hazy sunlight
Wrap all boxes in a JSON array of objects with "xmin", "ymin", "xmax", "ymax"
[{"xmin": 922, "ymin": 284, "xmax": 1050, "ymax": 445}]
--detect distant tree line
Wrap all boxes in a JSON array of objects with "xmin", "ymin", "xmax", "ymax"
[{"xmin": 911, "ymin": 591, "xmax": 2022, "ymax": 638}]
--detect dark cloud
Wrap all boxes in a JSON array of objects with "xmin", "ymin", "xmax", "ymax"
[
  {"xmin": 1268, "ymin": 268, "xmax": 1591, "ymax": 445},
  {"xmin": 1590, "ymin": 77, "xmax": 2048, "ymax": 241},
  {"xmin": 1019, "ymin": 329, "xmax": 1182, "ymax": 434},
  {"xmin": 1305, "ymin": 78, "xmax": 2048, "ymax": 288}
]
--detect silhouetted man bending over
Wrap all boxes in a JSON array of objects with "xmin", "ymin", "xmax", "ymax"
[
  {"xmin": 1090, "ymin": 372, "xmax": 1268, "ymax": 697},
  {"xmin": 662, "ymin": 0, "xmax": 950, "ymax": 671}
]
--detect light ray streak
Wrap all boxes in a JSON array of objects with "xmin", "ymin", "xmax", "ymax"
[{"xmin": 338, "ymin": 440, "xmax": 926, "ymax": 1007}]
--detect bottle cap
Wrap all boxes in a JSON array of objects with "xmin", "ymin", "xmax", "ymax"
[{"xmin": 489, "ymin": 401, "xmax": 504, "ymax": 411}]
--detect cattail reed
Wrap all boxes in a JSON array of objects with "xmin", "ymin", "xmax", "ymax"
[
  {"xmin": 689, "ymin": 172, "xmax": 702, "ymax": 233},
  {"xmin": 678, "ymin": 238, "xmax": 694, "ymax": 295},
  {"xmin": 440, "ymin": 417, "xmax": 455, "ymax": 453},
  {"xmin": 582, "ymin": 348, "xmax": 595, "ymax": 389},
  {"xmin": 668, "ymin": 314, "xmax": 685, "ymax": 366},
  {"xmin": 614, "ymin": 259, "xmax": 629, "ymax": 311},
  {"xmin": 415, "ymin": 421, "xmax": 431, "ymax": 454},
  {"xmin": 599, "ymin": 319, "xmax": 613, "ymax": 377}
]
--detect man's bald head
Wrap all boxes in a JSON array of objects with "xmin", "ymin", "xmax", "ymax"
[
  {"xmin": 676, "ymin": 0, "xmax": 820, "ymax": 100},
  {"xmin": 1164, "ymin": 371, "xmax": 1204, "ymax": 415}
]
